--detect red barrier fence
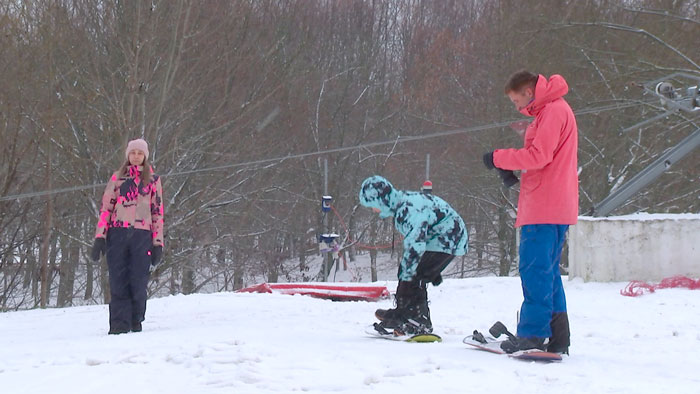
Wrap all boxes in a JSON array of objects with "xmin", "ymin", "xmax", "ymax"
[{"xmin": 237, "ymin": 282, "xmax": 390, "ymax": 302}]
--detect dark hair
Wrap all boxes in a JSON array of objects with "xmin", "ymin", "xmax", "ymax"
[
  {"xmin": 118, "ymin": 157, "xmax": 152, "ymax": 184},
  {"xmin": 504, "ymin": 70, "xmax": 538, "ymax": 94}
]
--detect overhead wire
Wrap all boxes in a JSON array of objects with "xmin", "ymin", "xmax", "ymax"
[{"xmin": 0, "ymin": 98, "xmax": 660, "ymax": 202}]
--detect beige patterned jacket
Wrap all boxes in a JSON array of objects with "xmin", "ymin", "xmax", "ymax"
[{"xmin": 95, "ymin": 165, "xmax": 164, "ymax": 246}]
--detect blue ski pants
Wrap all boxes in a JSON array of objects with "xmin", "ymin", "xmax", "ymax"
[{"xmin": 516, "ymin": 224, "xmax": 569, "ymax": 339}]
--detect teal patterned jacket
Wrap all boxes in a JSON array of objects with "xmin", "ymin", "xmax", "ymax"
[{"xmin": 359, "ymin": 176, "xmax": 468, "ymax": 281}]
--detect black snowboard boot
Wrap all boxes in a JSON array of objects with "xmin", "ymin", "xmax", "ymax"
[
  {"xmin": 399, "ymin": 301, "xmax": 432, "ymax": 335},
  {"xmin": 500, "ymin": 336, "xmax": 546, "ymax": 354},
  {"xmin": 376, "ymin": 280, "xmax": 432, "ymax": 334},
  {"xmin": 547, "ymin": 312, "xmax": 570, "ymax": 354},
  {"xmin": 375, "ymin": 281, "xmax": 414, "ymax": 328},
  {"xmin": 396, "ymin": 282, "xmax": 432, "ymax": 335},
  {"xmin": 375, "ymin": 301, "xmax": 409, "ymax": 328}
]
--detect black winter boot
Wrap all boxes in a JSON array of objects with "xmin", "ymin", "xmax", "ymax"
[
  {"xmin": 547, "ymin": 312, "xmax": 570, "ymax": 354},
  {"xmin": 108, "ymin": 327, "xmax": 129, "ymax": 335},
  {"xmin": 500, "ymin": 336, "xmax": 546, "ymax": 354}
]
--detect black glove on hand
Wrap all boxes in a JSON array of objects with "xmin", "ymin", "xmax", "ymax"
[
  {"xmin": 482, "ymin": 152, "xmax": 496, "ymax": 170},
  {"xmin": 483, "ymin": 151, "xmax": 519, "ymax": 188},
  {"xmin": 91, "ymin": 238, "xmax": 106, "ymax": 262},
  {"xmin": 150, "ymin": 246, "xmax": 163, "ymax": 266},
  {"xmin": 498, "ymin": 169, "xmax": 520, "ymax": 188}
]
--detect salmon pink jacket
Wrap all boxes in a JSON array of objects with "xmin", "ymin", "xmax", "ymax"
[
  {"xmin": 493, "ymin": 74, "xmax": 579, "ymax": 227},
  {"xmin": 95, "ymin": 165, "xmax": 164, "ymax": 246}
]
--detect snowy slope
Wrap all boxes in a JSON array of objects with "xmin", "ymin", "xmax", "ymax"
[{"xmin": 1, "ymin": 277, "xmax": 699, "ymax": 394}]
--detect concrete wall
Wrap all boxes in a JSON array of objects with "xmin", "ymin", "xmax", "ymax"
[{"xmin": 568, "ymin": 214, "xmax": 700, "ymax": 282}]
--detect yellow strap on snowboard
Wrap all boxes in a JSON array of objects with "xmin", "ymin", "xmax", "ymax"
[{"xmin": 405, "ymin": 333, "xmax": 442, "ymax": 343}]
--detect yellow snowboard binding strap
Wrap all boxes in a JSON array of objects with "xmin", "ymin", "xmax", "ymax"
[{"xmin": 405, "ymin": 333, "xmax": 442, "ymax": 343}]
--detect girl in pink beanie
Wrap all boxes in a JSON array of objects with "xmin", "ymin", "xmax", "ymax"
[{"xmin": 90, "ymin": 138, "xmax": 164, "ymax": 335}]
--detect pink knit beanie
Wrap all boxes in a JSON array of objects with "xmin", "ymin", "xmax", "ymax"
[{"xmin": 125, "ymin": 139, "xmax": 149, "ymax": 160}]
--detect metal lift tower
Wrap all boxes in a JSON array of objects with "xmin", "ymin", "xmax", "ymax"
[{"xmin": 590, "ymin": 73, "xmax": 700, "ymax": 217}]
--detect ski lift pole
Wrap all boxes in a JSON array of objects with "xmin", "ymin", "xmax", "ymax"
[
  {"xmin": 319, "ymin": 158, "xmax": 339, "ymax": 281},
  {"xmin": 426, "ymin": 153, "xmax": 430, "ymax": 180},
  {"xmin": 422, "ymin": 154, "xmax": 432, "ymax": 194},
  {"xmin": 323, "ymin": 158, "xmax": 329, "ymax": 281}
]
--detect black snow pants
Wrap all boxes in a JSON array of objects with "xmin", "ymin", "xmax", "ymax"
[
  {"xmin": 396, "ymin": 251, "xmax": 456, "ymax": 302},
  {"xmin": 106, "ymin": 228, "xmax": 152, "ymax": 332},
  {"xmin": 415, "ymin": 251, "xmax": 455, "ymax": 286}
]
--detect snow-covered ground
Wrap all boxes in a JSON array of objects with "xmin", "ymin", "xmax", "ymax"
[{"xmin": 1, "ymin": 277, "xmax": 699, "ymax": 394}]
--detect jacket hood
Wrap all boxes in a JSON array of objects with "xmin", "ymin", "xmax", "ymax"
[
  {"xmin": 521, "ymin": 74, "xmax": 569, "ymax": 117},
  {"xmin": 359, "ymin": 176, "xmax": 400, "ymax": 218}
]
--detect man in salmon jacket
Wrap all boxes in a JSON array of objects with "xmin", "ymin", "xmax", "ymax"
[{"xmin": 482, "ymin": 70, "xmax": 578, "ymax": 354}]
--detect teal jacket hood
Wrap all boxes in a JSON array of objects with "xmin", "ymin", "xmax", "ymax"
[{"xmin": 359, "ymin": 176, "xmax": 400, "ymax": 219}]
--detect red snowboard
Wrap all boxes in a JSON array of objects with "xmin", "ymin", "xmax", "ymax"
[{"xmin": 463, "ymin": 332, "xmax": 562, "ymax": 362}]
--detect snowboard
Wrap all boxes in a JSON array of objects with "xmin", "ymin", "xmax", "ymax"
[
  {"xmin": 463, "ymin": 325, "xmax": 562, "ymax": 362},
  {"xmin": 365, "ymin": 323, "xmax": 442, "ymax": 343}
]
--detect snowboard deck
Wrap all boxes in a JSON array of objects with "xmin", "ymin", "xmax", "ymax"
[
  {"xmin": 463, "ymin": 332, "xmax": 562, "ymax": 362},
  {"xmin": 365, "ymin": 324, "xmax": 442, "ymax": 343}
]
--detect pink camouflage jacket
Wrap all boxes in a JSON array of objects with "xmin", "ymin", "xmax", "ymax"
[{"xmin": 95, "ymin": 165, "xmax": 164, "ymax": 246}]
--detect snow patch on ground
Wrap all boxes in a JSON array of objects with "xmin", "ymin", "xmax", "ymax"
[{"xmin": 1, "ymin": 277, "xmax": 699, "ymax": 394}]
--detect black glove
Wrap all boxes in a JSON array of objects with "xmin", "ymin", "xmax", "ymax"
[
  {"xmin": 482, "ymin": 152, "xmax": 496, "ymax": 170},
  {"xmin": 431, "ymin": 274, "xmax": 443, "ymax": 287},
  {"xmin": 484, "ymin": 151, "xmax": 519, "ymax": 188},
  {"xmin": 91, "ymin": 238, "xmax": 106, "ymax": 262},
  {"xmin": 497, "ymin": 169, "xmax": 520, "ymax": 188},
  {"xmin": 150, "ymin": 246, "xmax": 163, "ymax": 266}
]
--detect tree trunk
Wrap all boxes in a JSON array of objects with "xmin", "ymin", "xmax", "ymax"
[
  {"xmin": 57, "ymin": 236, "xmax": 78, "ymax": 307},
  {"xmin": 182, "ymin": 261, "xmax": 195, "ymax": 295},
  {"xmin": 39, "ymin": 181, "xmax": 54, "ymax": 308},
  {"xmin": 23, "ymin": 242, "xmax": 35, "ymax": 290},
  {"xmin": 233, "ymin": 256, "xmax": 244, "ymax": 291},
  {"xmin": 85, "ymin": 257, "xmax": 94, "ymax": 301},
  {"xmin": 298, "ymin": 243, "xmax": 308, "ymax": 281},
  {"xmin": 497, "ymin": 194, "xmax": 512, "ymax": 277},
  {"xmin": 169, "ymin": 264, "xmax": 178, "ymax": 295},
  {"xmin": 369, "ymin": 218, "xmax": 378, "ymax": 282},
  {"xmin": 100, "ymin": 257, "xmax": 110, "ymax": 304},
  {"xmin": 267, "ymin": 254, "xmax": 280, "ymax": 283}
]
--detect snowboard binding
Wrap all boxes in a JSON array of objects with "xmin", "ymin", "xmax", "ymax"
[
  {"xmin": 399, "ymin": 317, "xmax": 433, "ymax": 335},
  {"xmin": 471, "ymin": 330, "xmax": 487, "ymax": 344},
  {"xmin": 370, "ymin": 322, "xmax": 441, "ymax": 343},
  {"xmin": 489, "ymin": 321, "xmax": 517, "ymax": 341}
]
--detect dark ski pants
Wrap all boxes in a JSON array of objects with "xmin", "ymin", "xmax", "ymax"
[
  {"xmin": 516, "ymin": 224, "xmax": 569, "ymax": 339},
  {"xmin": 397, "ymin": 252, "xmax": 455, "ymax": 300},
  {"xmin": 396, "ymin": 252, "xmax": 455, "ymax": 297},
  {"xmin": 106, "ymin": 228, "xmax": 152, "ymax": 332},
  {"xmin": 416, "ymin": 251, "xmax": 455, "ymax": 286}
]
